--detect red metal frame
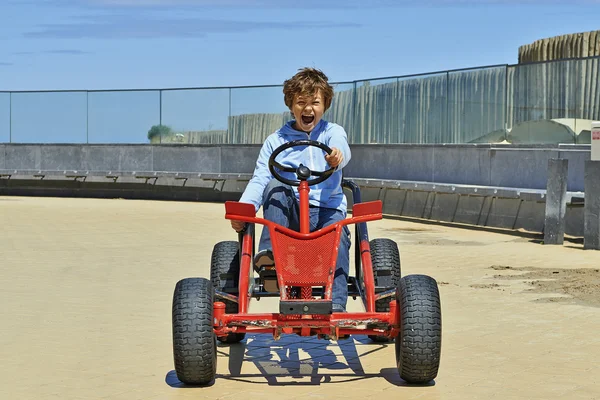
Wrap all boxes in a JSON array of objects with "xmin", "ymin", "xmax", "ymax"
[
  {"xmin": 218, "ymin": 179, "xmax": 399, "ymax": 340},
  {"xmin": 212, "ymin": 304, "xmax": 399, "ymax": 339},
  {"xmin": 237, "ymin": 224, "xmax": 254, "ymax": 314},
  {"xmin": 298, "ymin": 181, "xmax": 310, "ymax": 233}
]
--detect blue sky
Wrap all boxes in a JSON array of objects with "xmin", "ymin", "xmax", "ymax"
[{"xmin": 1, "ymin": 0, "xmax": 600, "ymax": 143}]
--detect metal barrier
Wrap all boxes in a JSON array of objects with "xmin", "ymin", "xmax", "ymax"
[{"xmin": 0, "ymin": 169, "xmax": 585, "ymax": 238}]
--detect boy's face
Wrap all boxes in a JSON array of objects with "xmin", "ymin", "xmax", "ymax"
[{"xmin": 291, "ymin": 89, "xmax": 325, "ymax": 133}]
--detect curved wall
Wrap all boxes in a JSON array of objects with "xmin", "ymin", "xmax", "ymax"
[{"xmin": 518, "ymin": 30, "xmax": 600, "ymax": 63}]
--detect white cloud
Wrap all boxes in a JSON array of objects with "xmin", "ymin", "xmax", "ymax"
[{"xmin": 24, "ymin": 15, "xmax": 360, "ymax": 39}]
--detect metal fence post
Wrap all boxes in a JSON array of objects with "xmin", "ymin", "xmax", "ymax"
[
  {"xmin": 352, "ymin": 81, "xmax": 357, "ymax": 144},
  {"xmin": 9, "ymin": 92, "xmax": 12, "ymax": 143},
  {"xmin": 86, "ymin": 91, "xmax": 89, "ymax": 144},
  {"xmin": 228, "ymin": 87, "xmax": 232, "ymax": 144}
]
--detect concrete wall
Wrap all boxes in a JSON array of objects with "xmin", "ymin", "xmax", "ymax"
[
  {"xmin": 0, "ymin": 144, "xmax": 261, "ymax": 175},
  {"xmin": 0, "ymin": 143, "xmax": 591, "ymax": 192},
  {"xmin": 348, "ymin": 144, "xmax": 590, "ymax": 192}
]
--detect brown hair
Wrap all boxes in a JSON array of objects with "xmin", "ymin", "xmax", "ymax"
[{"xmin": 283, "ymin": 67, "xmax": 334, "ymax": 111}]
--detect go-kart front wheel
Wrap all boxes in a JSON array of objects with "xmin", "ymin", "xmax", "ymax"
[
  {"xmin": 395, "ymin": 274, "xmax": 442, "ymax": 384},
  {"xmin": 172, "ymin": 277, "xmax": 217, "ymax": 386}
]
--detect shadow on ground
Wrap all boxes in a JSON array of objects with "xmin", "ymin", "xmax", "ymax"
[{"xmin": 165, "ymin": 334, "xmax": 435, "ymax": 388}]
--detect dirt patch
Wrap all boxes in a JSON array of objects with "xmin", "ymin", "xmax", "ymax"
[
  {"xmin": 470, "ymin": 283, "xmax": 505, "ymax": 289},
  {"xmin": 493, "ymin": 266, "xmax": 600, "ymax": 308},
  {"xmin": 415, "ymin": 238, "xmax": 485, "ymax": 246},
  {"xmin": 385, "ymin": 227, "xmax": 433, "ymax": 232},
  {"xmin": 490, "ymin": 265, "xmax": 513, "ymax": 270}
]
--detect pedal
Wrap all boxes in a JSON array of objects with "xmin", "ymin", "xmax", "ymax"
[{"xmin": 259, "ymin": 268, "xmax": 279, "ymax": 293}]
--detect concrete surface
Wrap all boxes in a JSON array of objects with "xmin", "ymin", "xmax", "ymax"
[
  {"xmin": 1, "ymin": 196, "xmax": 599, "ymax": 400},
  {"xmin": 584, "ymin": 161, "xmax": 600, "ymax": 249},
  {"xmin": 544, "ymin": 159, "xmax": 569, "ymax": 245},
  {"xmin": 489, "ymin": 147, "xmax": 560, "ymax": 189},
  {"xmin": 0, "ymin": 143, "xmax": 591, "ymax": 191}
]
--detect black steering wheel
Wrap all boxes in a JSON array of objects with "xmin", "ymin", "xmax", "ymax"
[{"xmin": 268, "ymin": 140, "xmax": 335, "ymax": 187}]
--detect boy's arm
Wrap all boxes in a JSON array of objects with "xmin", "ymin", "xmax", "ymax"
[
  {"xmin": 238, "ymin": 139, "xmax": 274, "ymax": 212},
  {"xmin": 326, "ymin": 124, "xmax": 351, "ymax": 170}
]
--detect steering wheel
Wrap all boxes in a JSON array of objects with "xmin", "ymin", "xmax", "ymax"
[{"xmin": 268, "ymin": 140, "xmax": 335, "ymax": 187}]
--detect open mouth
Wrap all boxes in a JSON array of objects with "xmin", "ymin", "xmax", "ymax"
[{"xmin": 301, "ymin": 115, "xmax": 315, "ymax": 125}]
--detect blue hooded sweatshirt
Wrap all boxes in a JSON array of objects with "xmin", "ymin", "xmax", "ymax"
[{"xmin": 239, "ymin": 119, "xmax": 351, "ymax": 215}]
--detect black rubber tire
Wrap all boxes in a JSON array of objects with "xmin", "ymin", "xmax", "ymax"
[
  {"xmin": 395, "ymin": 274, "xmax": 442, "ymax": 384},
  {"xmin": 368, "ymin": 238, "xmax": 401, "ymax": 342},
  {"xmin": 210, "ymin": 241, "xmax": 245, "ymax": 344},
  {"xmin": 172, "ymin": 277, "xmax": 217, "ymax": 386}
]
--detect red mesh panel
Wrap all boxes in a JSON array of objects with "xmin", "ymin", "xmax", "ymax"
[
  {"xmin": 272, "ymin": 227, "xmax": 339, "ymax": 287},
  {"xmin": 301, "ymin": 287, "xmax": 313, "ymax": 299}
]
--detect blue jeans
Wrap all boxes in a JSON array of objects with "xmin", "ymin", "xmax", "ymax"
[{"xmin": 258, "ymin": 179, "xmax": 351, "ymax": 311}]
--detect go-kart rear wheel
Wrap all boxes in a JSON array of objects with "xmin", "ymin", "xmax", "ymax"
[
  {"xmin": 172, "ymin": 277, "xmax": 217, "ymax": 386},
  {"xmin": 395, "ymin": 274, "xmax": 442, "ymax": 384},
  {"xmin": 368, "ymin": 238, "xmax": 401, "ymax": 342},
  {"xmin": 210, "ymin": 241, "xmax": 245, "ymax": 344}
]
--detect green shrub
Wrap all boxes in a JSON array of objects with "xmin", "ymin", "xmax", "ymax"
[{"xmin": 147, "ymin": 124, "xmax": 172, "ymax": 141}]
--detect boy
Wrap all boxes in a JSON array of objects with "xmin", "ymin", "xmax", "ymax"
[{"xmin": 231, "ymin": 67, "xmax": 352, "ymax": 312}]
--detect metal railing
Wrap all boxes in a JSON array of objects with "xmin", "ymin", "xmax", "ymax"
[{"xmin": 1, "ymin": 56, "xmax": 598, "ymax": 145}]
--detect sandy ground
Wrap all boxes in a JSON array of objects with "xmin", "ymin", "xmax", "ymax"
[{"xmin": 1, "ymin": 196, "xmax": 599, "ymax": 400}]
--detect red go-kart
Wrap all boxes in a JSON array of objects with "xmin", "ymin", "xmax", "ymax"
[{"xmin": 171, "ymin": 140, "xmax": 442, "ymax": 386}]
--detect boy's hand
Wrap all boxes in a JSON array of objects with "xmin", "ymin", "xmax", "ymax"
[
  {"xmin": 325, "ymin": 147, "xmax": 344, "ymax": 168},
  {"xmin": 231, "ymin": 220, "xmax": 245, "ymax": 232}
]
